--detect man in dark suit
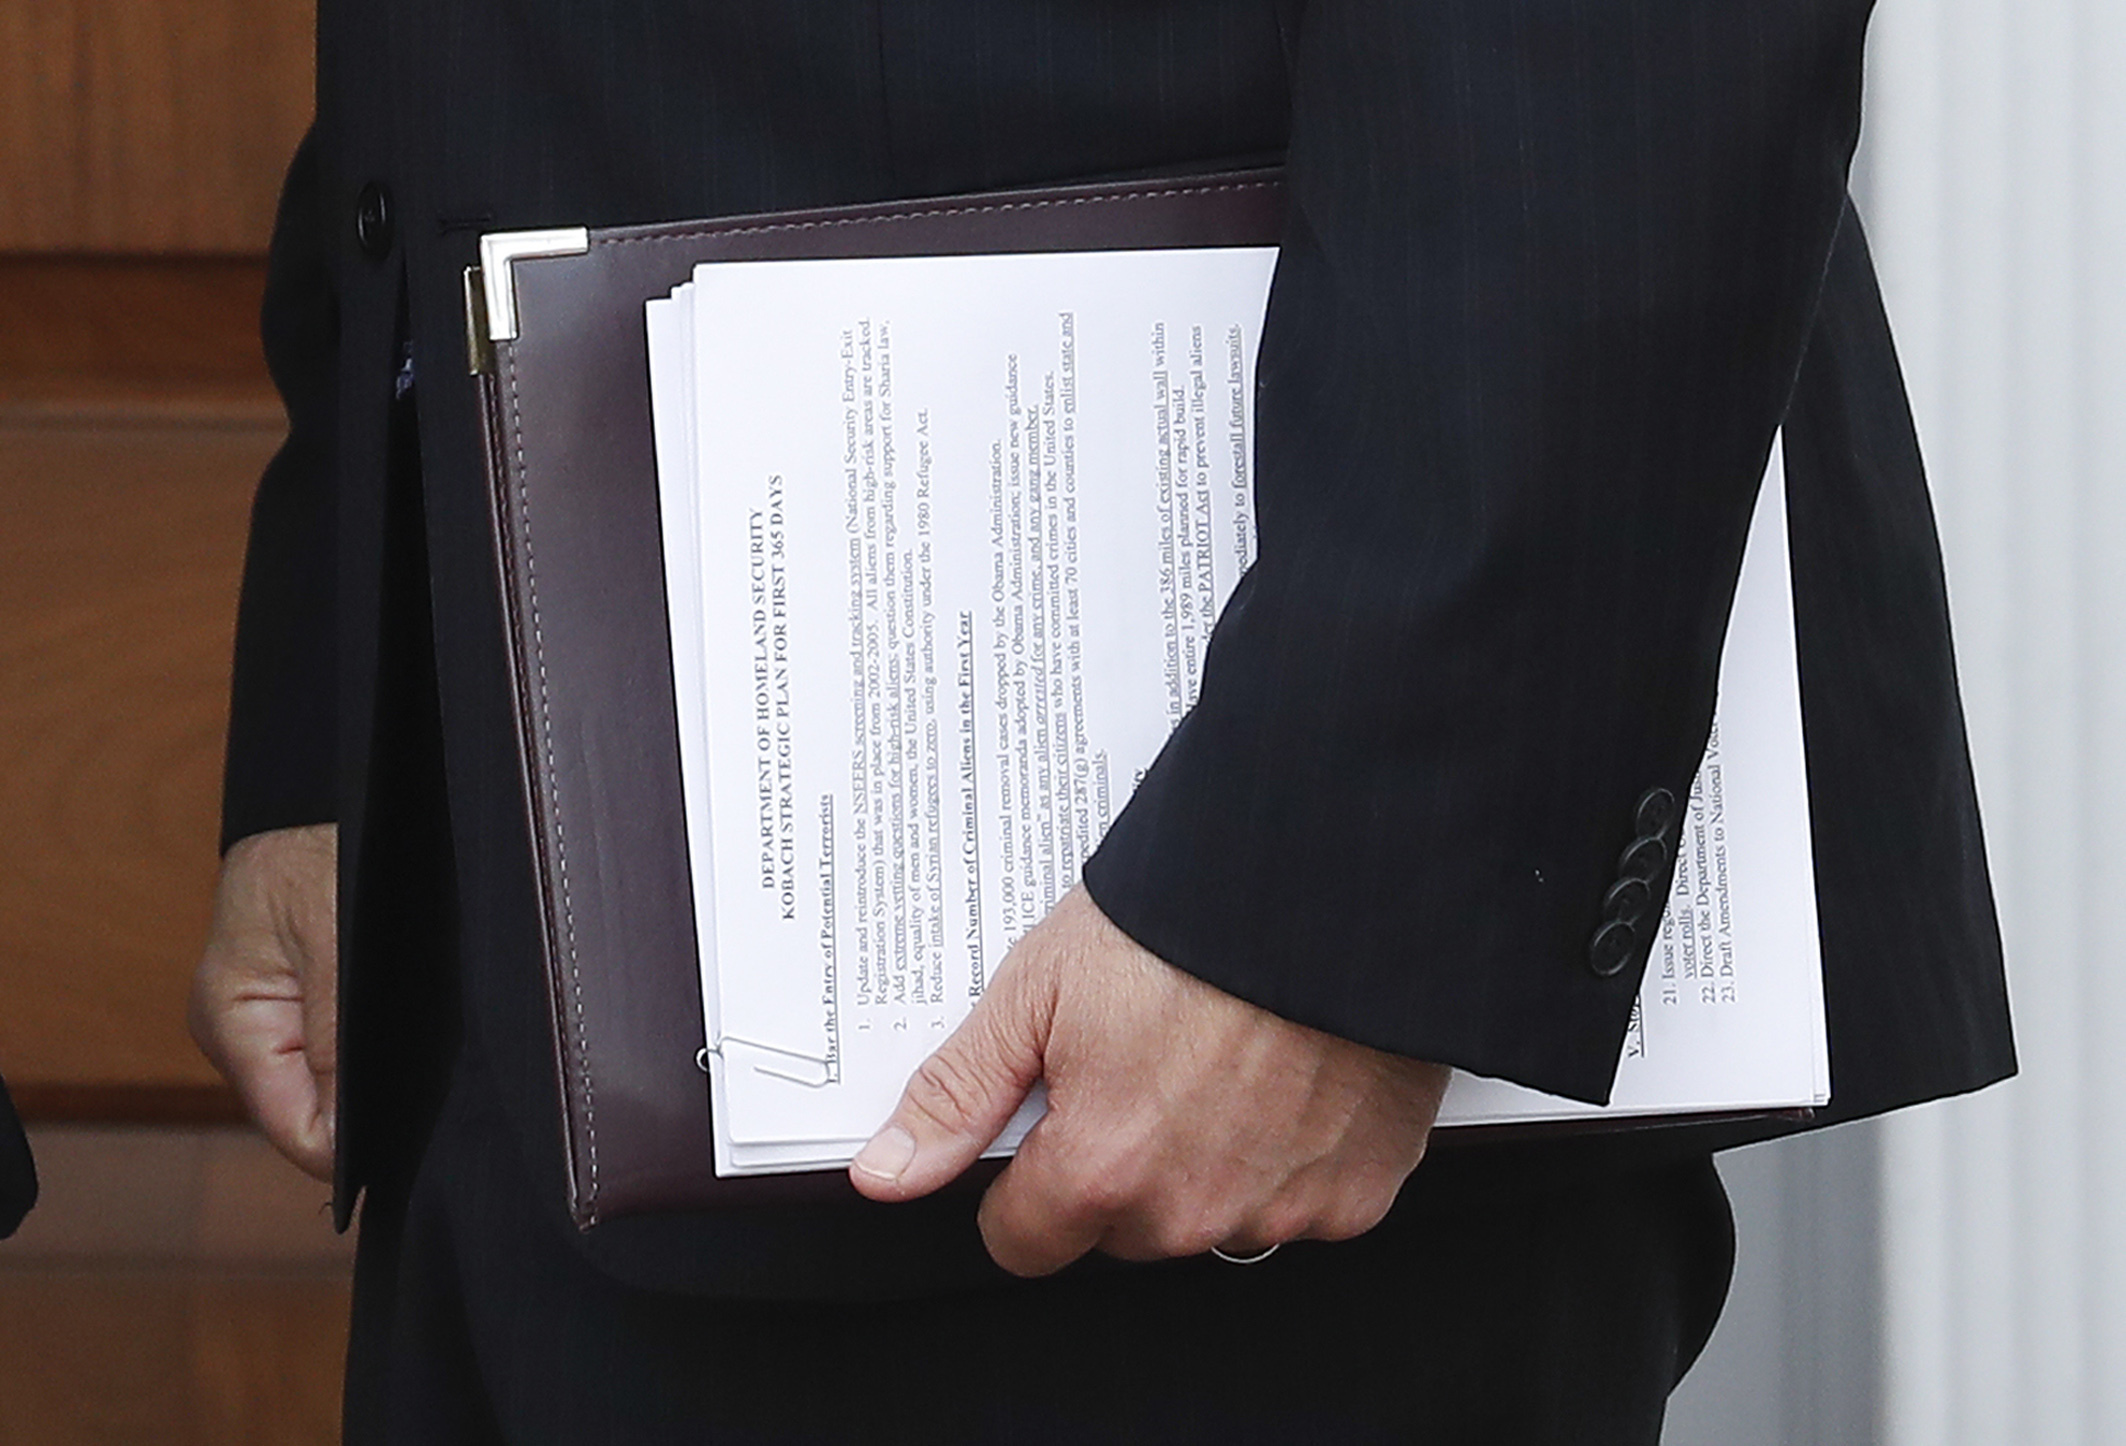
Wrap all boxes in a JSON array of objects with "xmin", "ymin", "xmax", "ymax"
[{"xmin": 192, "ymin": 1, "xmax": 2013, "ymax": 1439}]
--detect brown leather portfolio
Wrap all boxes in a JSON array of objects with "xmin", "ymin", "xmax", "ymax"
[{"xmin": 468, "ymin": 172, "xmax": 1287, "ymax": 1227}]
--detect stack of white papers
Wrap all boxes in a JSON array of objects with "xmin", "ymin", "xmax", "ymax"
[{"xmin": 646, "ymin": 247, "xmax": 1829, "ymax": 1177}]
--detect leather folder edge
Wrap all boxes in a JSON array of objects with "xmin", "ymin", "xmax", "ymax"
[{"xmin": 479, "ymin": 171, "xmax": 1288, "ymax": 1226}]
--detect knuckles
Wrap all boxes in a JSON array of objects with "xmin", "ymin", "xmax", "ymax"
[
  {"xmin": 1150, "ymin": 1215, "xmax": 1233, "ymax": 1261},
  {"xmin": 1252, "ymin": 1200, "xmax": 1319, "ymax": 1249},
  {"xmin": 1311, "ymin": 1191, "xmax": 1395, "ymax": 1243},
  {"xmin": 1008, "ymin": 1110, "xmax": 1418, "ymax": 1263},
  {"xmin": 1074, "ymin": 1177, "xmax": 1402, "ymax": 1260},
  {"xmin": 1048, "ymin": 1146, "xmax": 1152, "ymax": 1231},
  {"xmin": 902, "ymin": 1050, "xmax": 1000, "ymax": 1136}
]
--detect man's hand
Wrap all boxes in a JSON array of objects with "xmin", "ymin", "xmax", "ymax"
[
  {"xmin": 849, "ymin": 887, "xmax": 1452, "ymax": 1276},
  {"xmin": 189, "ymin": 824, "xmax": 339, "ymax": 1182}
]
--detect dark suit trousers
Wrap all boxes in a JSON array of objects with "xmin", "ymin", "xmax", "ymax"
[{"xmin": 345, "ymin": 1059, "xmax": 1735, "ymax": 1445}]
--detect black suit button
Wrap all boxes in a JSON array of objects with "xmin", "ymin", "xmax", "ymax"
[
  {"xmin": 1633, "ymin": 787, "xmax": 1678, "ymax": 838},
  {"xmin": 356, "ymin": 182, "xmax": 395, "ymax": 258},
  {"xmin": 1603, "ymin": 877, "xmax": 1653, "ymax": 926},
  {"xmin": 1588, "ymin": 920, "xmax": 1637, "ymax": 978},
  {"xmin": 1617, "ymin": 836, "xmax": 1667, "ymax": 882}
]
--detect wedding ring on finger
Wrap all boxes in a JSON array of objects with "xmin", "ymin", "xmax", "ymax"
[{"xmin": 1210, "ymin": 1242, "xmax": 1281, "ymax": 1265}]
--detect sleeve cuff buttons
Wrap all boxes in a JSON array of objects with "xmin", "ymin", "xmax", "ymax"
[
  {"xmin": 1602, "ymin": 877, "xmax": 1653, "ymax": 927},
  {"xmin": 1586, "ymin": 788, "xmax": 1682, "ymax": 979},
  {"xmin": 1616, "ymin": 835, "xmax": 1667, "ymax": 883},
  {"xmin": 1588, "ymin": 920, "xmax": 1637, "ymax": 978},
  {"xmin": 1633, "ymin": 786, "xmax": 1678, "ymax": 838}
]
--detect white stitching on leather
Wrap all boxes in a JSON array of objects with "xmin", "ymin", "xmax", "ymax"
[
  {"xmin": 596, "ymin": 180, "xmax": 1277, "ymax": 249},
  {"xmin": 492, "ymin": 178, "xmax": 1268, "ymax": 1220},
  {"xmin": 505, "ymin": 351, "xmax": 598, "ymax": 1213}
]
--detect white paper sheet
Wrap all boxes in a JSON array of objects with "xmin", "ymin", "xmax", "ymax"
[
  {"xmin": 1436, "ymin": 435, "xmax": 1830, "ymax": 1125},
  {"xmin": 647, "ymin": 247, "xmax": 1827, "ymax": 1176}
]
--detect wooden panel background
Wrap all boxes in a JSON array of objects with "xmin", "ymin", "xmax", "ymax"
[
  {"xmin": 0, "ymin": 7, "xmax": 341, "ymax": 1440},
  {"xmin": 0, "ymin": 1271, "xmax": 348, "ymax": 1445},
  {"xmin": 0, "ymin": 1124, "xmax": 351, "ymax": 1445},
  {"xmin": 0, "ymin": 258, "xmax": 279, "ymax": 415},
  {"xmin": 0, "ymin": 0, "xmax": 314, "ymax": 254},
  {"xmin": 0, "ymin": 0, "xmax": 299, "ymax": 1110},
  {"xmin": 0, "ymin": 419, "xmax": 278, "ymax": 1099}
]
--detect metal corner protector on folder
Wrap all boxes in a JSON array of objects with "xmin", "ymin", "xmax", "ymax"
[{"xmin": 476, "ymin": 227, "xmax": 592, "ymax": 349}]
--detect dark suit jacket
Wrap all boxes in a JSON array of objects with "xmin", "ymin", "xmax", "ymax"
[
  {"xmin": 224, "ymin": 0, "xmax": 2013, "ymax": 1298},
  {"xmin": 0, "ymin": 1074, "xmax": 33, "ymax": 1239}
]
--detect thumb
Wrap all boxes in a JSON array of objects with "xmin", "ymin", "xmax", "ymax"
[{"xmin": 849, "ymin": 962, "xmax": 1049, "ymax": 1202}]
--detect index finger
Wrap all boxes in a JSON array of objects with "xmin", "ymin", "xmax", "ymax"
[
  {"xmin": 209, "ymin": 1002, "xmax": 334, "ymax": 1181},
  {"xmin": 973, "ymin": 1118, "xmax": 1107, "ymax": 1277}
]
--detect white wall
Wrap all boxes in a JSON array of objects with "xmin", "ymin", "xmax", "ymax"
[
  {"xmin": 1666, "ymin": 1124, "xmax": 1885, "ymax": 1446},
  {"xmin": 1864, "ymin": 1, "xmax": 2126, "ymax": 1441},
  {"xmin": 1675, "ymin": 5, "xmax": 2123, "ymax": 1441}
]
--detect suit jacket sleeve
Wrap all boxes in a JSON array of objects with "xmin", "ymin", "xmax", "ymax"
[
  {"xmin": 1081, "ymin": 0, "xmax": 1872, "ymax": 1103},
  {"xmin": 221, "ymin": 127, "xmax": 341, "ymax": 853}
]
